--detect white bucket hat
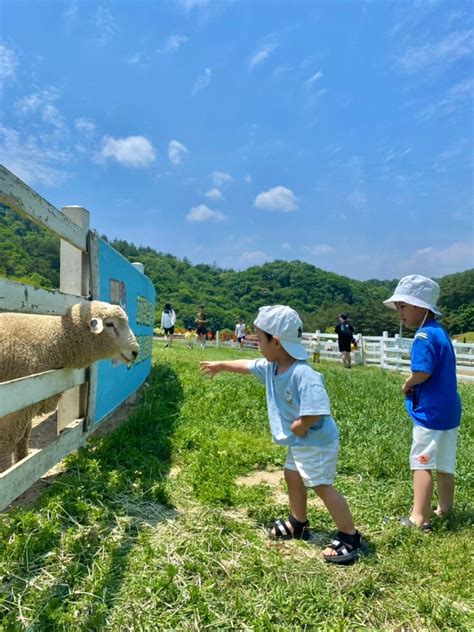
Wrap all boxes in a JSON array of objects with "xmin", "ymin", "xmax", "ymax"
[
  {"xmin": 254, "ymin": 305, "xmax": 309, "ymax": 360},
  {"xmin": 383, "ymin": 274, "xmax": 442, "ymax": 316}
]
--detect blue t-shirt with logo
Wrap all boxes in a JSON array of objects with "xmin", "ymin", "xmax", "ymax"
[
  {"xmin": 406, "ymin": 319, "xmax": 461, "ymax": 430},
  {"xmin": 249, "ymin": 359, "xmax": 339, "ymax": 447}
]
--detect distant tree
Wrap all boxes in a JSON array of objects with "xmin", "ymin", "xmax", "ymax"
[{"xmin": 1, "ymin": 205, "xmax": 472, "ymax": 336}]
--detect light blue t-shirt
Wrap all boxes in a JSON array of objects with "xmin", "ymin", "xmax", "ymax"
[
  {"xmin": 406, "ymin": 319, "xmax": 461, "ymax": 430},
  {"xmin": 249, "ymin": 359, "xmax": 339, "ymax": 447}
]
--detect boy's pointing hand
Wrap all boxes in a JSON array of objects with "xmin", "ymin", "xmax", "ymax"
[{"xmin": 200, "ymin": 361, "xmax": 220, "ymax": 378}]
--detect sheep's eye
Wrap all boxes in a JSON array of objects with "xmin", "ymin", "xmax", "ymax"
[{"xmin": 105, "ymin": 322, "xmax": 116, "ymax": 330}]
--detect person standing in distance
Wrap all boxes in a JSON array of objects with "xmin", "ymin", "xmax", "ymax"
[
  {"xmin": 195, "ymin": 306, "xmax": 208, "ymax": 349},
  {"xmin": 161, "ymin": 303, "xmax": 176, "ymax": 348},
  {"xmin": 235, "ymin": 318, "xmax": 246, "ymax": 350},
  {"xmin": 335, "ymin": 314, "xmax": 354, "ymax": 368}
]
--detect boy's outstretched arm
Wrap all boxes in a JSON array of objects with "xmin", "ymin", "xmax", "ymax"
[{"xmin": 200, "ymin": 360, "xmax": 252, "ymax": 378}]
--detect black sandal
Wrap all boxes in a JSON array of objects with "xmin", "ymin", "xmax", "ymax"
[
  {"xmin": 270, "ymin": 514, "xmax": 310, "ymax": 540},
  {"xmin": 323, "ymin": 530, "xmax": 362, "ymax": 564}
]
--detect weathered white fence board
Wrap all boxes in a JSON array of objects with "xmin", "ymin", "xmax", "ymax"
[
  {"xmin": 0, "ymin": 369, "xmax": 86, "ymax": 417},
  {"xmin": 0, "ymin": 165, "xmax": 87, "ymax": 250},
  {"xmin": 0, "ymin": 419, "xmax": 85, "ymax": 510},
  {"xmin": 0, "ymin": 277, "xmax": 85, "ymax": 315}
]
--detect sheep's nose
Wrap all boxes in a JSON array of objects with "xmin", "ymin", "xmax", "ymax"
[{"xmin": 132, "ymin": 350, "xmax": 138, "ymax": 359}]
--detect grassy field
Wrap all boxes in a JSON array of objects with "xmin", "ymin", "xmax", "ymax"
[
  {"xmin": 453, "ymin": 332, "xmax": 474, "ymax": 343},
  {"xmin": 1, "ymin": 344, "xmax": 473, "ymax": 630}
]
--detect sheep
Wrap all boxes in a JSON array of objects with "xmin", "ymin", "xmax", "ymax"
[{"xmin": 0, "ymin": 301, "xmax": 140, "ymax": 472}]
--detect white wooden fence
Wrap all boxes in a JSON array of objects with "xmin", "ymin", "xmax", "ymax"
[
  {"xmin": 301, "ymin": 331, "xmax": 474, "ymax": 383},
  {"xmin": 0, "ymin": 164, "xmax": 147, "ymax": 510}
]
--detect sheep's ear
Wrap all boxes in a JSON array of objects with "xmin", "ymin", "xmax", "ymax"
[{"xmin": 90, "ymin": 317, "xmax": 104, "ymax": 334}]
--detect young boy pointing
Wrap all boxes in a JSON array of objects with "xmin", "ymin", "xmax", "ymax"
[{"xmin": 200, "ymin": 305, "xmax": 362, "ymax": 564}]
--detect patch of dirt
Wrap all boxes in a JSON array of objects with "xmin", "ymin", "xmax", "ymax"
[
  {"xmin": 6, "ymin": 396, "xmax": 139, "ymax": 512},
  {"xmin": 236, "ymin": 468, "xmax": 325, "ymax": 508},
  {"xmin": 236, "ymin": 469, "xmax": 288, "ymax": 505}
]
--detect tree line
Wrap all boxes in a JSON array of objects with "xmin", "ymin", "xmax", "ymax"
[{"xmin": 1, "ymin": 205, "xmax": 473, "ymax": 336}]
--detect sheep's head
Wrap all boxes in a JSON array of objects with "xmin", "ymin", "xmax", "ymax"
[{"xmin": 74, "ymin": 301, "xmax": 140, "ymax": 366}]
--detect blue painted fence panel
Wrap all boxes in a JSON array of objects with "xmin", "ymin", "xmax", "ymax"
[{"xmin": 94, "ymin": 239, "xmax": 156, "ymax": 424}]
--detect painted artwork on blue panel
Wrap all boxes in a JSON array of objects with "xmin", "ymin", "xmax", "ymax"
[{"xmin": 94, "ymin": 239, "xmax": 156, "ymax": 423}]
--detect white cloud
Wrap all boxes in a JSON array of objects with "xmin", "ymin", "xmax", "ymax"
[
  {"xmin": 168, "ymin": 140, "xmax": 188, "ymax": 165},
  {"xmin": 186, "ymin": 204, "xmax": 226, "ymax": 222},
  {"xmin": 383, "ymin": 147, "xmax": 413, "ymax": 163},
  {"xmin": 99, "ymin": 135, "xmax": 156, "ymax": 168},
  {"xmin": 306, "ymin": 244, "xmax": 334, "ymax": 255},
  {"xmin": 399, "ymin": 241, "xmax": 474, "ymax": 276},
  {"xmin": 419, "ymin": 78, "xmax": 474, "ymax": 120},
  {"xmin": 0, "ymin": 44, "xmax": 17, "ymax": 85},
  {"xmin": 398, "ymin": 29, "xmax": 474, "ymax": 73},
  {"xmin": 273, "ymin": 64, "xmax": 295, "ymax": 78},
  {"xmin": 305, "ymin": 71, "xmax": 323, "ymax": 87},
  {"xmin": 205, "ymin": 188, "xmax": 223, "ymax": 200},
  {"xmin": 161, "ymin": 34, "xmax": 188, "ymax": 54},
  {"xmin": 249, "ymin": 42, "xmax": 278, "ymax": 71},
  {"xmin": 17, "ymin": 88, "xmax": 66, "ymax": 131},
  {"xmin": 254, "ymin": 186, "xmax": 297, "ymax": 212},
  {"xmin": 127, "ymin": 52, "xmax": 142, "ymax": 65},
  {"xmin": 212, "ymin": 171, "xmax": 233, "ymax": 187},
  {"xmin": 240, "ymin": 251, "xmax": 268, "ymax": 264},
  {"xmin": 94, "ymin": 6, "xmax": 117, "ymax": 46},
  {"xmin": 192, "ymin": 67, "xmax": 211, "ymax": 95},
  {"xmin": 75, "ymin": 117, "xmax": 96, "ymax": 135},
  {"xmin": 243, "ymin": 174, "xmax": 252, "ymax": 183},
  {"xmin": 0, "ymin": 124, "xmax": 68, "ymax": 187},
  {"xmin": 18, "ymin": 88, "xmax": 60, "ymax": 114}
]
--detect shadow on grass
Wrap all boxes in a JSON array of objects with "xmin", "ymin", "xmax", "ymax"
[
  {"xmin": 434, "ymin": 506, "xmax": 474, "ymax": 532},
  {"xmin": 0, "ymin": 362, "xmax": 184, "ymax": 628}
]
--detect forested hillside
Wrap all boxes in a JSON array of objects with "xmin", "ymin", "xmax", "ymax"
[{"xmin": 1, "ymin": 206, "xmax": 473, "ymax": 336}]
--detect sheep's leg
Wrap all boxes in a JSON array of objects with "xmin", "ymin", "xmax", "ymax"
[
  {"xmin": 0, "ymin": 450, "xmax": 13, "ymax": 473},
  {"xmin": 14, "ymin": 423, "xmax": 32, "ymax": 463}
]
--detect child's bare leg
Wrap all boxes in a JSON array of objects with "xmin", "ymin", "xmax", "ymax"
[
  {"xmin": 314, "ymin": 484, "xmax": 357, "ymax": 558},
  {"xmin": 270, "ymin": 469, "xmax": 307, "ymax": 536},
  {"xmin": 285, "ymin": 468, "xmax": 308, "ymax": 523},
  {"xmin": 411, "ymin": 469, "xmax": 433, "ymax": 525},
  {"xmin": 435, "ymin": 471, "xmax": 455, "ymax": 516},
  {"xmin": 314, "ymin": 484, "xmax": 355, "ymax": 535}
]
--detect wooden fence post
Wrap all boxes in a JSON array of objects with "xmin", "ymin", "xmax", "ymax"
[
  {"xmin": 394, "ymin": 333, "xmax": 401, "ymax": 371},
  {"xmin": 57, "ymin": 206, "xmax": 90, "ymax": 434},
  {"xmin": 359, "ymin": 334, "xmax": 365, "ymax": 366},
  {"xmin": 380, "ymin": 331, "xmax": 389, "ymax": 368}
]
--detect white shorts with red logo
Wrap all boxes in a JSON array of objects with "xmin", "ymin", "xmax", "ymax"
[{"xmin": 410, "ymin": 425, "xmax": 459, "ymax": 474}]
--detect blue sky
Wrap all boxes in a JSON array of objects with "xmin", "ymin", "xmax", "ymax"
[{"xmin": 1, "ymin": 0, "xmax": 473, "ymax": 280}]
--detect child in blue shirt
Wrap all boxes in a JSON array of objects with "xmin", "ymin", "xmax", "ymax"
[
  {"xmin": 201, "ymin": 304, "xmax": 362, "ymax": 564},
  {"xmin": 384, "ymin": 275, "xmax": 462, "ymax": 529}
]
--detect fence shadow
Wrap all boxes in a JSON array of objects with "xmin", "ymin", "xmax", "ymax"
[{"xmin": 2, "ymin": 361, "xmax": 184, "ymax": 628}]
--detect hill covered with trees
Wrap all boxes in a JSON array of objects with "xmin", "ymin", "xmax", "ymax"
[{"xmin": 1, "ymin": 205, "xmax": 473, "ymax": 336}]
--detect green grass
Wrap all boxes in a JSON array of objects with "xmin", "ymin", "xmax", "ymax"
[
  {"xmin": 453, "ymin": 332, "xmax": 474, "ymax": 343},
  {"xmin": 1, "ymin": 344, "xmax": 473, "ymax": 630}
]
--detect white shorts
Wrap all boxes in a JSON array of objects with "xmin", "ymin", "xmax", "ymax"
[
  {"xmin": 410, "ymin": 425, "xmax": 459, "ymax": 474},
  {"xmin": 284, "ymin": 440, "xmax": 339, "ymax": 487}
]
